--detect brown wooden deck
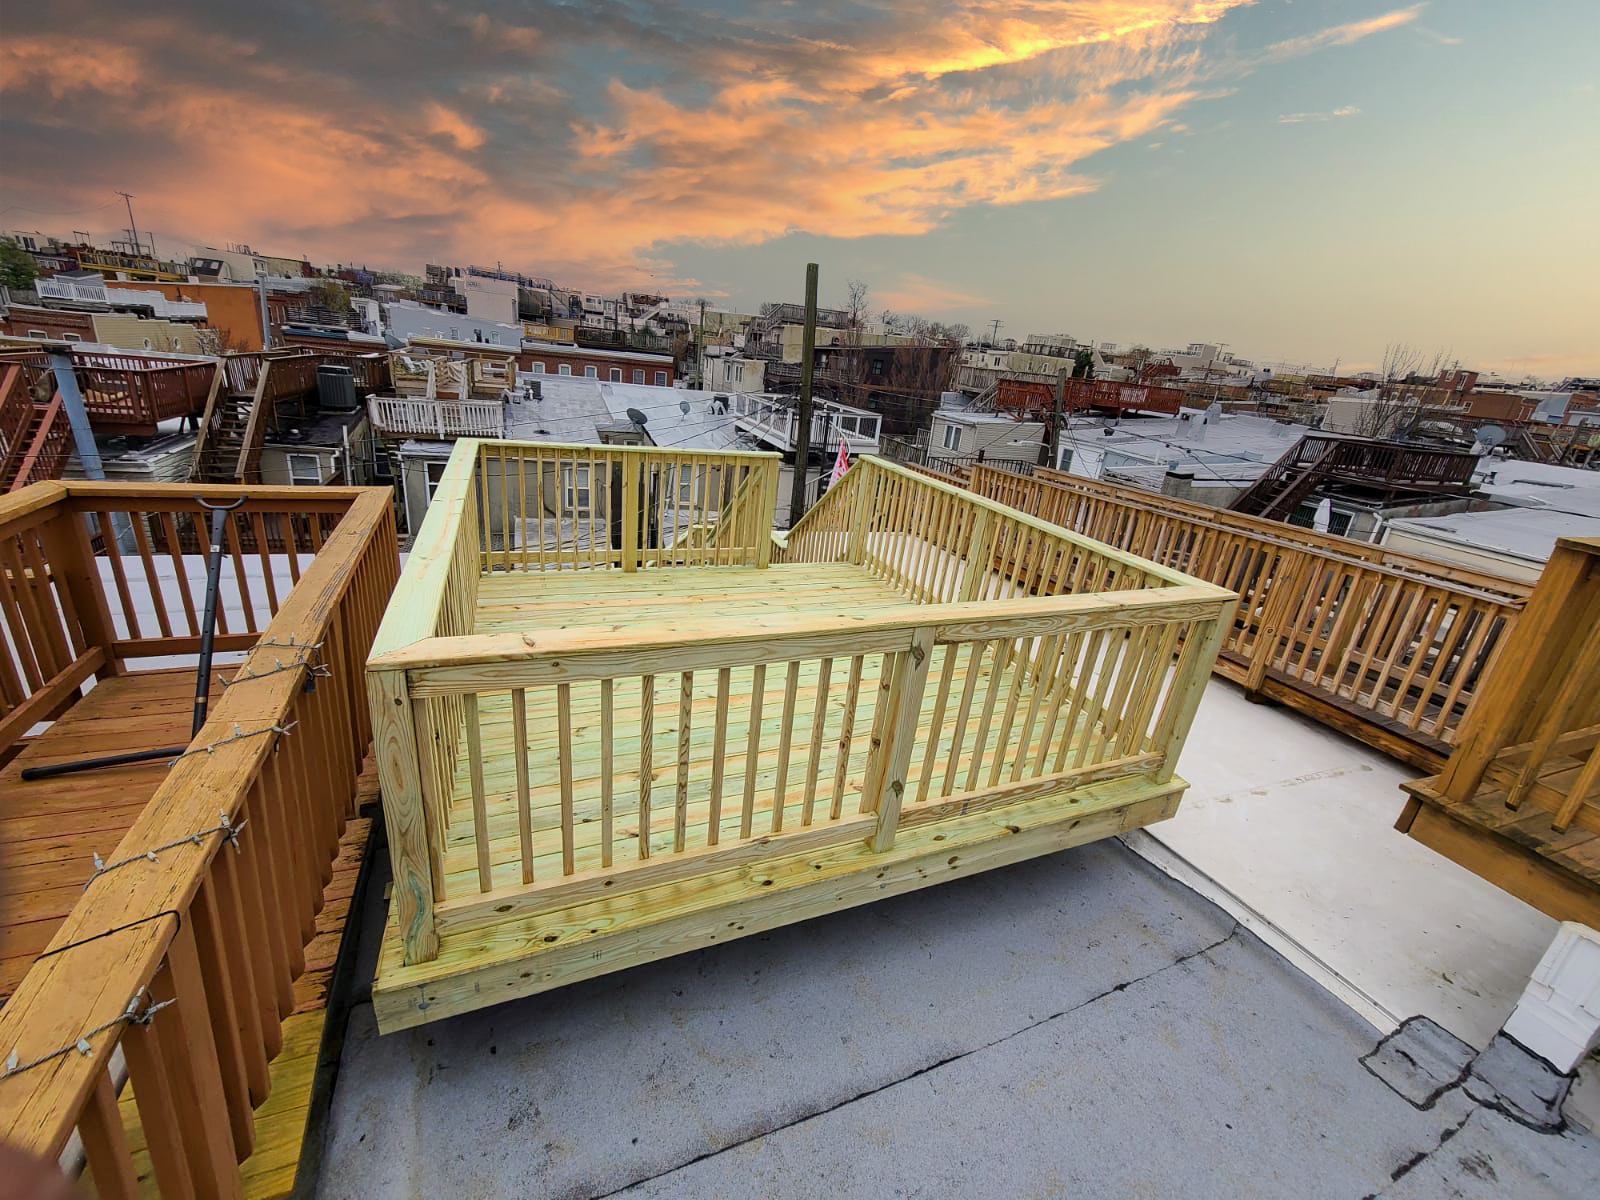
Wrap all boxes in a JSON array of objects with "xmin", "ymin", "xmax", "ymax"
[{"xmin": 1, "ymin": 670, "xmax": 220, "ymax": 1001}]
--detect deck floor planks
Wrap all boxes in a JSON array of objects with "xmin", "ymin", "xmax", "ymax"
[{"xmin": 0, "ymin": 669, "xmax": 221, "ymax": 1002}]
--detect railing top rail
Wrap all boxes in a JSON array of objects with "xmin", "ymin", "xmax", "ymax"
[
  {"xmin": 0, "ymin": 487, "xmax": 392, "ymax": 1155},
  {"xmin": 860, "ymin": 456, "xmax": 1215, "ymax": 592},
  {"xmin": 371, "ymin": 439, "xmax": 480, "ymax": 660},
  {"xmin": 374, "ymin": 583, "xmax": 1234, "ymax": 690}
]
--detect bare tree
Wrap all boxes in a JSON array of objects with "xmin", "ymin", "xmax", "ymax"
[
  {"xmin": 1357, "ymin": 343, "xmax": 1457, "ymax": 440},
  {"xmin": 844, "ymin": 279, "xmax": 870, "ymax": 346}
]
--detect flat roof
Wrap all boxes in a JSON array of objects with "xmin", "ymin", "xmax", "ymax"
[
  {"xmin": 522, "ymin": 340, "xmax": 674, "ymax": 364},
  {"xmin": 1385, "ymin": 506, "xmax": 1600, "ymax": 563}
]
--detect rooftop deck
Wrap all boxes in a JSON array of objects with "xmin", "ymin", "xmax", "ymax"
[{"xmin": 366, "ymin": 443, "xmax": 1236, "ymax": 1030}]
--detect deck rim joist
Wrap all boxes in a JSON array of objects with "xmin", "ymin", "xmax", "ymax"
[{"xmin": 371, "ymin": 772, "xmax": 1186, "ymax": 1032}]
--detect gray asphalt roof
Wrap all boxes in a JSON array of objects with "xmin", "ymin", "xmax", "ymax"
[{"xmin": 315, "ymin": 839, "xmax": 1598, "ymax": 1199}]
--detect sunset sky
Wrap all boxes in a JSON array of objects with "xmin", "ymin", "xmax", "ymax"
[{"xmin": 1, "ymin": 1, "xmax": 1595, "ymax": 376}]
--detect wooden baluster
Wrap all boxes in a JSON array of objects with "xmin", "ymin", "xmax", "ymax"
[{"xmin": 78, "ymin": 1070, "xmax": 140, "ymax": 1200}]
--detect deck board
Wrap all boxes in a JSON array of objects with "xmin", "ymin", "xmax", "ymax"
[{"xmin": 0, "ymin": 669, "xmax": 219, "ymax": 1002}]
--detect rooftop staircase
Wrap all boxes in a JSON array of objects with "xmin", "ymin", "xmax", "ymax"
[{"xmin": 0, "ymin": 363, "xmax": 71, "ymax": 492}]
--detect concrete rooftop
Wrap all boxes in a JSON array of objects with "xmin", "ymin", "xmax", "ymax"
[{"xmin": 314, "ymin": 677, "xmax": 1600, "ymax": 1198}]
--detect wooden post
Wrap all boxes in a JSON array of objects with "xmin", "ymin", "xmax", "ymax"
[
  {"xmin": 756, "ymin": 460, "xmax": 777, "ymax": 568},
  {"xmin": 1243, "ymin": 546, "xmax": 1309, "ymax": 695},
  {"xmin": 38, "ymin": 510, "xmax": 124, "ymax": 676},
  {"xmin": 867, "ymin": 627, "xmax": 935, "ymax": 853},
  {"xmin": 848, "ymin": 460, "xmax": 874, "ymax": 565},
  {"xmin": 622, "ymin": 458, "xmax": 641, "ymax": 572},
  {"xmin": 367, "ymin": 668, "xmax": 439, "ymax": 962},
  {"xmin": 1154, "ymin": 602, "xmax": 1235, "ymax": 782}
]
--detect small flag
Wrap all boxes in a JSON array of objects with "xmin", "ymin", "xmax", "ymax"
[{"xmin": 828, "ymin": 438, "xmax": 850, "ymax": 489}]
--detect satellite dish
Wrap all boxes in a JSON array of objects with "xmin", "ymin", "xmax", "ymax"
[
  {"xmin": 679, "ymin": 400, "xmax": 691, "ymax": 416},
  {"xmin": 1475, "ymin": 424, "xmax": 1506, "ymax": 449},
  {"xmin": 626, "ymin": 407, "xmax": 649, "ymax": 426}
]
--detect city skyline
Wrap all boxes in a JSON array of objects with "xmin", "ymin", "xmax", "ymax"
[{"xmin": 1, "ymin": 1, "xmax": 1596, "ymax": 377}]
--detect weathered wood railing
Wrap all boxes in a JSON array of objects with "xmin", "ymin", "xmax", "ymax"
[
  {"xmin": 369, "ymin": 449, "xmax": 1235, "ymax": 966},
  {"xmin": 1400, "ymin": 537, "xmax": 1600, "ymax": 923},
  {"xmin": 0, "ymin": 351, "xmax": 219, "ymax": 437},
  {"xmin": 967, "ymin": 465, "xmax": 1529, "ymax": 768},
  {"xmin": 0, "ymin": 481, "xmax": 398, "ymax": 1194}
]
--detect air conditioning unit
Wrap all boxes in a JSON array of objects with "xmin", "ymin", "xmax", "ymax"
[{"xmin": 317, "ymin": 364, "xmax": 359, "ymax": 411}]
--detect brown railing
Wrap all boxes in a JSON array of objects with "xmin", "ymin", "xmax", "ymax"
[
  {"xmin": 0, "ymin": 351, "xmax": 218, "ymax": 436},
  {"xmin": 1401, "ymin": 536, "xmax": 1600, "ymax": 922},
  {"xmin": 968, "ymin": 465, "xmax": 1529, "ymax": 768},
  {"xmin": 0, "ymin": 481, "xmax": 398, "ymax": 1191}
]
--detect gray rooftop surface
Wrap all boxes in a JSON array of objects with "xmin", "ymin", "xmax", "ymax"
[{"xmin": 315, "ymin": 838, "xmax": 1599, "ymax": 1199}]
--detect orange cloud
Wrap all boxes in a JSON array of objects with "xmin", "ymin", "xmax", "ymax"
[{"xmin": 0, "ymin": 2, "xmax": 1421, "ymax": 289}]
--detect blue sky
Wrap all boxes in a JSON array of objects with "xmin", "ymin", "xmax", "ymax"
[{"xmin": 2, "ymin": 1, "xmax": 1595, "ymax": 376}]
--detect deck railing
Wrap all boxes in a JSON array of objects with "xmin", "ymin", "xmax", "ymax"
[
  {"xmin": 967, "ymin": 465, "xmax": 1529, "ymax": 767},
  {"xmin": 368, "ymin": 448, "xmax": 1235, "ymax": 965},
  {"xmin": 0, "ymin": 481, "xmax": 398, "ymax": 1193},
  {"xmin": 0, "ymin": 351, "xmax": 220, "ymax": 436},
  {"xmin": 462, "ymin": 439, "xmax": 782, "ymax": 571},
  {"xmin": 1406, "ymin": 537, "xmax": 1600, "ymax": 828},
  {"xmin": 367, "ymin": 395, "xmax": 505, "ymax": 439}
]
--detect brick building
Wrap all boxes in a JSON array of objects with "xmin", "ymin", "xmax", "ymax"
[{"xmin": 518, "ymin": 340, "xmax": 675, "ymax": 386}]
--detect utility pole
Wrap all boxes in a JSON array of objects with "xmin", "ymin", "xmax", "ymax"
[
  {"xmin": 257, "ymin": 274, "xmax": 272, "ymax": 349},
  {"xmin": 696, "ymin": 299, "xmax": 706, "ymax": 389},
  {"xmin": 988, "ymin": 318, "xmax": 1002, "ymax": 347},
  {"xmin": 1043, "ymin": 366, "xmax": 1067, "ymax": 467},
  {"xmin": 116, "ymin": 191, "xmax": 141, "ymax": 257},
  {"xmin": 788, "ymin": 263, "xmax": 819, "ymax": 528}
]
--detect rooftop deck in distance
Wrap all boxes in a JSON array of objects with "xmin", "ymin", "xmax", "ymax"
[{"xmin": 366, "ymin": 442, "xmax": 1237, "ymax": 1030}]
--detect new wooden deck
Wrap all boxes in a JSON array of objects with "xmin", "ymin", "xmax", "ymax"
[{"xmin": 368, "ymin": 444, "xmax": 1238, "ymax": 1031}]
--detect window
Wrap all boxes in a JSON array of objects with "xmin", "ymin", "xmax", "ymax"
[
  {"xmin": 584, "ymin": 365, "xmax": 598, "ymax": 379},
  {"xmin": 287, "ymin": 453, "xmax": 322, "ymax": 486},
  {"xmin": 942, "ymin": 424, "xmax": 961, "ymax": 450},
  {"xmin": 62, "ymin": 333, "xmax": 81, "ymax": 342},
  {"xmin": 530, "ymin": 362, "xmax": 545, "ymax": 373},
  {"xmin": 424, "ymin": 459, "xmax": 448, "ymax": 501},
  {"xmin": 27, "ymin": 330, "xmax": 47, "ymax": 338},
  {"xmin": 678, "ymin": 465, "xmax": 702, "ymax": 503},
  {"xmin": 558, "ymin": 364, "xmax": 572, "ymax": 376},
  {"xmin": 609, "ymin": 368, "xmax": 623, "ymax": 382},
  {"xmin": 654, "ymin": 370, "xmax": 668, "ymax": 386},
  {"xmin": 633, "ymin": 370, "xmax": 645, "ymax": 384},
  {"xmin": 561, "ymin": 464, "xmax": 592, "ymax": 509}
]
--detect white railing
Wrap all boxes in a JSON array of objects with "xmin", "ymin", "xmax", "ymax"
[
  {"xmin": 731, "ymin": 394, "xmax": 881, "ymax": 452},
  {"xmin": 368, "ymin": 395, "xmax": 505, "ymax": 439}
]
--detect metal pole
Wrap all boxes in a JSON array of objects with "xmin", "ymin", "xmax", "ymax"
[
  {"xmin": 45, "ymin": 345, "xmax": 105, "ymax": 480},
  {"xmin": 117, "ymin": 190, "xmax": 140, "ymax": 257},
  {"xmin": 1043, "ymin": 366, "xmax": 1067, "ymax": 467},
  {"xmin": 258, "ymin": 274, "xmax": 272, "ymax": 349},
  {"xmin": 788, "ymin": 262, "xmax": 819, "ymax": 527}
]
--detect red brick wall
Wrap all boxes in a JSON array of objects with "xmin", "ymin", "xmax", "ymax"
[
  {"xmin": 518, "ymin": 344, "xmax": 674, "ymax": 385},
  {"xmin": 0, "ymin": 308, "xmax": 95, "ymax": 341}
]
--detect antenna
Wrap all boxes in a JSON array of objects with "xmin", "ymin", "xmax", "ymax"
[
  {"xmin": 1475, "ymin": 424, "xmax": 1506, "ymax": 450},
  {"xmin": 625, "ymin": 407, "xmax": 649, "ymax": 427},
  {"xmin": 679, "ymin": 400, "xmax": 691, "ymax": 418},
  {"xmin": 115, "ymin": 191, "xmax": 141, "ymax": 257}
]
